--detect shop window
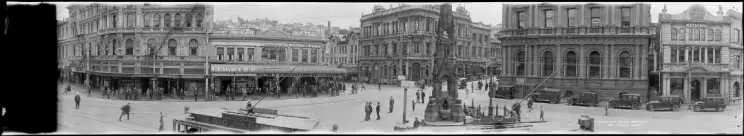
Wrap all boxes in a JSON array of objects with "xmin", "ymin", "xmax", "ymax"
[
  {"xmin": 112, "ymin": 39, "xmax": 118, "ymax": 55},
  {"xmin": 708, "ymin": 29, "xmax": 714, "ymax": 41}
]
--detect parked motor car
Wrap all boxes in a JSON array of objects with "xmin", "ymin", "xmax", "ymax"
[
  {"xmin": 491, "ymin": 85, "xmax": 515, "ymax": 99},
  {"xmin": 569, "ymin": 91, "xmax": 600, "ymax": 107},
  {"xmin": 609, "ymin": 93, "xmax": 642, "ymax": 110},
  {"xmin": 646, "ymin": 96, "xmax": 683, "ymax": 111},
  {"xmin": 532, "ymin": 88, "xmax": 562, "ymax": 104},
  {"xmin": 693, "ymin": 97, "xmax": 726, "ymax": 112}
]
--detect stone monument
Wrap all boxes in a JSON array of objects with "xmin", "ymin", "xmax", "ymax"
[{"xmin": 424, "ymin": 3, "xmax": 464, "ymax": 124}]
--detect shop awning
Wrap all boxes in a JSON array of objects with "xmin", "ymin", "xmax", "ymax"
[{"xmin": 211, "ymin": 64, "xmax": 348, "ymax": 75}]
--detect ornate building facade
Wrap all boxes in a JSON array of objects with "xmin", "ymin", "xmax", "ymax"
[
  {"xmin": 657, "ymin": 5, "xmax": 743, "ymax": 103},
  {"xmin": 208, "ymin": 27, "xmax": 346, "ymax": 96},
  {"xmin": 58, "ymin": 3, "xmax": 214, "ymax": 95},
  {"xmin": 499, "ymin": 3, "xmax": 656, "ymax": 99},
  {"xmin": 359, "ymin": 4, "xmax": 492, "ymax": 83}
]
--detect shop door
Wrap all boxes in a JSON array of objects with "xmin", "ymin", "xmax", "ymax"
[{"xmin": 691, "ymin": 80, "xmax": 701, "ymax": 101}]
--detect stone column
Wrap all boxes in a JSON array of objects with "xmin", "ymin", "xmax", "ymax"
[
  {"xmin": 579, "ymin": 45, "xmax": 585, "ymax": 78},
  {"xmin": 702, "ymin": 78, "xmax": 708, "ymax": 98}
]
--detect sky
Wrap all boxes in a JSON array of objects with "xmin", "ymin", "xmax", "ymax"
[{"xmin": 18, "ymin": 2, "xmax": 744, "ymax": 28}]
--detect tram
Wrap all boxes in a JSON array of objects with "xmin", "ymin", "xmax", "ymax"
[{"xmin": 173, "ymin": 106, "xmax": 320, "ymax": 133}]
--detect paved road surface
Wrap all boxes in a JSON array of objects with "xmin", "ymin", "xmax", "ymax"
[{"xmin": 55, "ymin": 80, "xmax": 743, "ymax": 134}]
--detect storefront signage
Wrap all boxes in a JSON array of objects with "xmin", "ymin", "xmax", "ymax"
[{"xmin": 686, "ymin": 24, "xmax": 707, "ymax": 28}]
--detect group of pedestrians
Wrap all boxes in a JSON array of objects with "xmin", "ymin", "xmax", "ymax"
[{"xmin": 363, "ymin": 96, "xmax": 396, "ymax": 121}]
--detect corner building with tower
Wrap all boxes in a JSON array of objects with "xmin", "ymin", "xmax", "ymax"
[
  {"xmin": 358, "ymin": 4, "xmax": 493, "ymax": 84},
  {"xmin": 657, "ymin": 5, "xmax": 743, "ymax": 103}
]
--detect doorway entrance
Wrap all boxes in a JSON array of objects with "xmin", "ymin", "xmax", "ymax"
[{"xmin": 691, "ymin": 80, "xmax": 701, "ymax": 101}]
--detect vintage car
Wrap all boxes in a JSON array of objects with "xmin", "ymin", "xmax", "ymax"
[
  {"xmin": 608, "ymin": 93, "xmax": 643, "ymax": 110},
  {"xmin": 693, "ymin": 97, "xmax": 727, "ymax": 112},
  {"xmin": 491, "ymin": 85, "xmax": 516, "ymax": 99},
  {"xmin": 569, "ymin": 92, "xmax": 600, "ymax": 107},
  {"xmin": 532, "ymin": 88, "xmax": 562, "ymax": 104},
  {"xmin": 646, "ymin": 96, "xmax": 683, "ymax": 111}
]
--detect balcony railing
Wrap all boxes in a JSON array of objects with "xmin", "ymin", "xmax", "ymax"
[{"xmin": 500, "ymin": 26, "xmax": 656, "ymax": 37}]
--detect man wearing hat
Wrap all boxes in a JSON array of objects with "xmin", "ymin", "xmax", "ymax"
[{"xmin": 74, "ymin": 92, "xmax": 81, "ymax": 109}]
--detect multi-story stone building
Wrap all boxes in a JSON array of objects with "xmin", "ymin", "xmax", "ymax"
[
  {"xmin": 657, "ymin": 5, "xmax": 743, "ymax": 103},
  {"xmin": 499, "ymin": 3, "xmax": 656, "ymax": 99},
  {"xmin": 208, "ymin": 26, "xmax": 347, "ymax": 96},
  {"xmin": 329, "ymin": 28, "xmax": 362, "ymax": 80},
  {"xmin": 58, "ymin": 3, "xmax": 214, "ymax": 96},
  {"xmin": 488, "ymin": 25, "xmax": 504, "ymax": 76},
  {"xmin": 359, "ymin": 4, "xmax": 492, "ymax": 83}
]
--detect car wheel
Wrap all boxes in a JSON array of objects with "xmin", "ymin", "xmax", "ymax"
[{"xmin": 649, "ymin": 105, "xmax": 654, "ymax": 111}]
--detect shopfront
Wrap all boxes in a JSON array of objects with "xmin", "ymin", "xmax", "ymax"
[{"xmin": 662, "ymin": 67, "xmax": 735, "ymax": 103}]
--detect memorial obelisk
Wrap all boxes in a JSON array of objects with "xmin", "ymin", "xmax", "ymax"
[{"xmin": 424, "ymin": 3, "xmax": 464, "ymax": 124}]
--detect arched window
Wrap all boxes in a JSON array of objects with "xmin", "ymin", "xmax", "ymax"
[
  {"xmin": 542, "ymin": 51, "xmax": 553, "ymax": 77},
  {"xmin": 111, "ymin": 39, "xmax": 118, "ymax": 55},
  {"xmin": 588, "ymin": 51, "xmax": 601, "ymax": 78},
  {"xmin": 516, "ymin": 50, "xmax": 525, "ymax": 76},
  {"xmin": 671, "ymin": 28, "xmax": 677, "ymax": 40},
  {"xmin": 147, "ymin": 39, "xmax": 157, "ymax": 55},
  {"xmin": 153, "ymin": 14, "xmax": 161, "ymax": 28},
  {"xmin": 618, "ymin": 51, "xmax": 632, "ymax": 78},
  {"xmin": 679, "ymin": 28, "xmax": 686, "ymax": 41},
  {"xmin": 168, "ymin": 39, "xmax": 177, "ymax": 56},
  {"xmin": 189, "ymin": 39, "xmax": 199, "ymax": 56},
  {"xmin": 125, "ymin": 39, "xmax": 134, "ymax": 55},
  {"xmin": 564, "ymin": 51, "xmax": 577, "ymax": 77},
  {"xmin": 164, "ymin": 14, "xmax": 171, "ymax": 28},
  {"xmin": 185, "ymin": 14, "xmax": 192, "ymax": 27},
  {"xmin": 143, "ymin": 14, "xmax": 150, "ymax": 27},
  {"xmin": 693, "ymin": 28, "xmax": 699, "ymax": 41},
  {"xmin": 174, "ymin": 13, "xmax": 182, "ymax": 27}
]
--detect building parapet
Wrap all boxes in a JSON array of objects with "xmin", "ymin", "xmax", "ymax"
[
  {"xmin": 361, "ymin": 4, "xmax": 470, "ymax": 21},
  {"xmin": 499, "ymin": 26, "xmax": 656, "ymax": 38}
]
